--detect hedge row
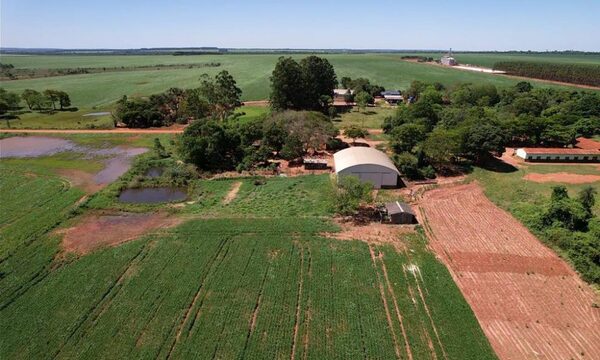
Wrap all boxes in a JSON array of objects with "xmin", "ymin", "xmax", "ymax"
[{"xmin": 494, "ymin": 61, "xmax": 600, "ymax": 87}]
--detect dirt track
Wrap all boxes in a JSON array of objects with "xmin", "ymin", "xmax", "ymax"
[{"xmin": 419, "ymin": 183, "xmax": 600, "ymax": 360}]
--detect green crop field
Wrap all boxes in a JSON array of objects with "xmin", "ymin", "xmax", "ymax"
[
  {"xmin": 0, "ymin": 137, "xmax": 497, "ymax": 359},
  {"xmin": 1, "ymin": 53, "xmax": 595, "ymax": 111}
]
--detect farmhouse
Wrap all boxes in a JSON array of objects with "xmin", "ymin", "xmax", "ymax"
[
  {"xmin": 515, "ymin": 148, "xmax": 600, "ymax": 163},
  {"xmin": 385, "ymin": 201, "xmax": 417, "ymax": 224},
  {"xmin": 381, "ymin": 90, "xmax": 403, "ymax": 104},
  {"xmin": 334, "ymin": 147, "xmax": 400, "ymax": 189}
]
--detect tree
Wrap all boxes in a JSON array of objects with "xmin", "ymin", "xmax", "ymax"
[
  {"xmin": 515, "ymin": 81, "xmax": 533, "ymax": 93},
  {"xmin": 299, "ymin": 56, "xmax": 337, "ymax": 111},
  {"xmin": 43, "ymin": 90, "xmax": 61, "ymax": 110},
  {"xmin": 332, "ymin": 175, "xmax": 373, "ymax": 215},
  {"xmin": 390, "ymin": 123, "xmax": 426, "ymax": 153},
  {"xmin": 344, "ymin": 126, "xmax": 369, "ymax": 144},
  {"xmin": 270, "ymin": 57, "xmax": 306, "ymax": 111},
  {"xmin": 57, "ymin": 91, "xmax": 71, "ymax": 110},
  {"xmin": 463, "ymin": 123, "xmax": 507, "ymax": 162},
  {"xmin": 544, "ymin": 187, "xmax": 588, "ymax": 231},
  {"xmin": 422, "ymin": 128, "xmax": 462, "ymax": 164},
  {"xmin": 21, "ymin": 89, "xmax": 41, "ymax": 110},
  {"xmin": 0, "ymin": 88, "xmax": 20, "ymax": 110},
  {"xmin": 198, "ymin": 70, "xmax": 242, "ymax": 120},
  {"xmin": 578, "ymin": 186, "xmax": 597, "ymax": 216},
  {"xmin": 340, "ymin": 76, "xmax": 353, "ymax": 89},
  {"xmin": 551, "ymin": 185, "xmax": 569, "ymax": 202},
  {"xmin": 178, "ymin": 119, "xmax": 241, "ymax": 170},
  {"xmin": 355, "ymin": 91, "xmax": 372, "ymax": 112}
]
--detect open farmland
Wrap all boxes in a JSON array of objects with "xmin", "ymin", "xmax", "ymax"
[
  {"xmin": 0, "ymin": 140, "xmax": 497, "ymax": 359},
  {"xmin": 419, "ymin": 183, "xmax": 600, "ymax": 360},
  {"xmin": 1, "ymin": 53, "xmax": 596, "ymax": 110}
]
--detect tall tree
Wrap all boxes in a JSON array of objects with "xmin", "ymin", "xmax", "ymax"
[
  {"xmin": 43, "ymin": 90, "xmax": 61, "ymax": 110},
  {"xmin": 299, "ymin": 56, "xmax": 337, "ymax": 111},
  {"xmin": 21, "ymin": 89, "xmax": 41, "ymax": 110},
  {"xmin": 269, "ymin": 57, "xmax": 305, "ymax": 111},
  {"xmin": 198, "ymin": 70, "xmax": 242, "ymax": 120},
  {"xmin": 57, "ymin": 91, "xmax": 71, "ymax": 110}
]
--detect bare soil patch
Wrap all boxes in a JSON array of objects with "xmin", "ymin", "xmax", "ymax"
[
  {"xmin": 524, "ymin": 172, "xmax": 600, "ymax": 184},
  {"xmin": 242, "ymin": 100, "xmax": 269, "ymax": 107},
  {"xmin": 57, "ymin": 169, "xmax": 105, "ymax": 193},
  {"xmin": 223, "ymin": 181, "xmax": 242, "ymax": 204},
  {"xmin": 321, "ymin": 219, "xmax": 413, "ymax": 252},
  {"xmin": 419, "ymin": 183, "xmax": 600, "ymax": 360},
  {"xmin": 60, "ymin": 212, "xmax": 181, "ymax": 254},
  {"xmin": 576, "ymin": 137, "xmax": 600, "ymax": 150}
]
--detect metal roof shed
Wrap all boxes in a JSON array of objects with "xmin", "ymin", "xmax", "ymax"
[
  {"xmin": 385, "ymin": 201, "xmax": 416, "ymax": 224},
  {"xmin": 334, "ymin": 147, "xmax": 400, "ymax": 189}
]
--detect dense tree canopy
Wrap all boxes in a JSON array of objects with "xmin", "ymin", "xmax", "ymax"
[{"xmin": 269, "ymin": 56, "xmax": 337, "ymax": 112}]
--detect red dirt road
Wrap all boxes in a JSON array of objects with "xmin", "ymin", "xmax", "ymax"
[
  {"xmin": 524, "ymin": 172, "xmax": 600, "ymax": 184},
  {"xmin": 419, "ymin": 183, "xmax": 600, "ymax": 360}
]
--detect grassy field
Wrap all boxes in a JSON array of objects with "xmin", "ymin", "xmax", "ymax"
[
  {"xmin": 0, "ymin": 109, "xmax": 114, "ymax": 129},
  {"xmin": 0, "ymin": 134, "xmax": 497, "ymax": 359},
  {"xmin": 1, "ymin": 53, "xmax": 595, "ymax": 111},
  {"xmin": 471, "ymin": 163, "xmax": 600, "ymax": 218},
  {"xmin": 334, "ymin": 107, "xmax": 395, "ymax": 129}
]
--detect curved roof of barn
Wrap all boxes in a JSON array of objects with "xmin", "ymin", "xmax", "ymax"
[{"xmin": 333, "ymin": 147, "xmax": 400, "ymax": 174}]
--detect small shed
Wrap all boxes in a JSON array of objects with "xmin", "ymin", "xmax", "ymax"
[
  {"xmin": 385, "ymin": 201, "xmax": 417, "ymax": 224},
  {"xmin": 334, "ymin": 147, "xmax": 400, "ymax": 189}
]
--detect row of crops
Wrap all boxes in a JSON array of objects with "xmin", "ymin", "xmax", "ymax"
[{"xmin": 0, "ymin": 212, "xmax": 496, "ymax": 359}]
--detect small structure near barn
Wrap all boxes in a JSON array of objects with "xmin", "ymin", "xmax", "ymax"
[
  {"xmin": 384, "ymin": 201, "xmax": 417, "ymax": 224},
  {"xmin": 334, "ymin": 147, "xmax": 401, "ymax": 189},
  {"xmin": 303, "ymin": 157, "xmax": 329, "ymax": 170},
  {"xmin": 381, "ymin": 90, "xmax": 403, "ymax": 104},
  {"xmin": 515, "ymin": 148, "xmax": 600, "ymax": 163}
]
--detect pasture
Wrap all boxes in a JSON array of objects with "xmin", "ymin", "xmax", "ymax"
[{"xmin": 0, "ymin": 134, "xmax": 497, "ymax": 359}]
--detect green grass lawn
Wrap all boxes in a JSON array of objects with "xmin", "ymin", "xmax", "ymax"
[
  {"xmin": 0, "ymin": 149, "xmax": 497, "ymax": 359},
  {"xmin": 0, "ymin": 109, "xmax": 114, "ymax": 129},
  {"xmin": 334, "ymin": 106, "xmax": 395, "ymax": 129}
]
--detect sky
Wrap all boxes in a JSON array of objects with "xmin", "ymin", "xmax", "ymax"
[{"xmin": 1, "ymin": 0, "xmax": 599, "ymax": 51}]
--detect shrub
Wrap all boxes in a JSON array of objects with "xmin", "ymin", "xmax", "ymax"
[{"xmin": 331, "ymin": 175, "xmax": 373, "ymax": 215}]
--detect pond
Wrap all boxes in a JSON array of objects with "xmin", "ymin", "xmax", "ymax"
[
  {"xmin": 0, "ymin": 136, "xmax": 78, "ymax": 158},
  {"xmin": 118, "ymin": 187, "xmax": 187, "ymax": 204},
  {"xmin": 0, "ymin": 136, "xmax": 147, "ymax": 186}
]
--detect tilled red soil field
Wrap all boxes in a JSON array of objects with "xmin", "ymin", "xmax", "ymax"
[{"xmin": 419, "ymin": 183, "xmax": 600, "ymax": 360}]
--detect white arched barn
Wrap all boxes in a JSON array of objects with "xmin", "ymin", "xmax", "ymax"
[{"xmin": 333, "ymin": 147, "xmax": 400, "ymax": 189}]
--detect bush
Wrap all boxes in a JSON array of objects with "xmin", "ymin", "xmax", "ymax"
[{"xmin": 331, "ymin": 175, "xmax": 373, "ymax": 215}]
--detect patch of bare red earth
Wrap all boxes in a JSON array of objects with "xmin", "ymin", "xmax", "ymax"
[
  {"xmin": 419, "ymin": 183, "xmax": 600, "ymax": 360},
  {"xmin": 524, "ymin": 172, "xmax": 600, "ymax": 184},
  {"xmin": 60, "ymin": 212, "xmax": 181, "ymax": 254}
]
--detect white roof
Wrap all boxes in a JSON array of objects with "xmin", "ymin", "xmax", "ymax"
[
  {"xmin": 334, "ymin": 147, "xmax": 400, "ymax": 174},
  {"xmin": 334, "ymin": 89, "xmax": 354, "ymax": 95}
]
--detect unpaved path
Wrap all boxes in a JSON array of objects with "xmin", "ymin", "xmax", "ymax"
[
  {"xmin": 524, "ymin": 172, "xmax": 600, "ymax": 184},
  {"xmin": 419, "ymin": 182, "xmax": 600, "ymax": 360},
  {"xmin": 222, "ymin": 181, "xmax": 242, "ymax": 204}
]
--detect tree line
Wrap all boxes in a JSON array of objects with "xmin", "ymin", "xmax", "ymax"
[
  {"xmin": 0, "ymin": 88, "xmax": 72, "ymax": 116},
  {"xmin": 537, "ymin": 186, "xmax": 599, "ymax": 284},
  {"xmin": 383, "ymin": 81, "xmax": 600, "ymax": 179},
  {"xmin": 113, "ymin": 70, "xmax": 242, "ymax": 128},
  {"xmin": 494, "ymin": 61, "xmax": 600, "ymax": 87}
]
